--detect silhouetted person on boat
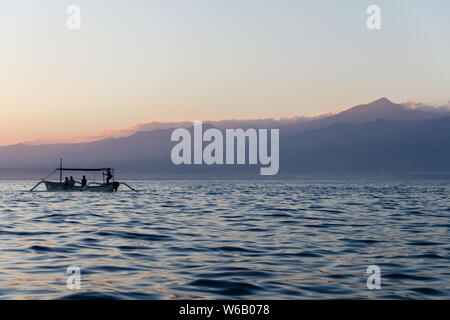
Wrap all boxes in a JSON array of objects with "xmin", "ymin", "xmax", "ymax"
[
  {"xmin": 64, "ymin": 177, "xmax": 69, "ymax": 189},
  {"xmin": 69, "ymin": 176, "xmax": 75, "ymax": 188},
  {"xmin": 106, "ymin": 168, "xmax": 112, "ymax": 184},
  {"xmin": 81, "ymin": 175, "xmax": 87, "ymax": 187}
]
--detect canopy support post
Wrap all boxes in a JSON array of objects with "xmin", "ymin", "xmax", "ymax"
[{"xmin": 59, "ymin": 158, "xmax": 63, "ymax": 183}]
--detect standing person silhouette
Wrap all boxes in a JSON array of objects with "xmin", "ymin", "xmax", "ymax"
[{"xmin": 106, "ymin": 168, "xmax": 112, "ymax": 184}]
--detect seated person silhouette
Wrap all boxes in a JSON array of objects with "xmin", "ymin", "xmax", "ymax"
[
  {"xmin": 69, "ymin": 176, "xmax": 75, "ymax": 188},
  {"xmin": 81, "ymin": 175, "xmax": 87, "ymax": 187}
]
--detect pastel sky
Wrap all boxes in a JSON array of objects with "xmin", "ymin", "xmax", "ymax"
[{"xmin": 0, "ymin": 0, "xmax": 449, "ymax": 146}]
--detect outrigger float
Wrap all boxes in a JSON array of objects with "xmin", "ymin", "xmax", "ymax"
[{"xmin": 30, "ymin": 159, "xmax": 135, "ymax": 192}]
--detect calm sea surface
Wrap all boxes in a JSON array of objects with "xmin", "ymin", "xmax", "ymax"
[{"xmin": 0, "ymin": 180, "xmax": 449, "ymax": 299}]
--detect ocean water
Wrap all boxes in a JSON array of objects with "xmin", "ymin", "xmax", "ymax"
[{"xmin": 0, "ymin": 180, "xmax": 449, "ymax": 300}]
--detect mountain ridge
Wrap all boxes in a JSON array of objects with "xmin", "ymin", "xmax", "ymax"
[
  {"xmin": 1, "ymin": 98, "xmax": 449, "ymax": 179},
  {"xmin": 14, "ymin": 98, "xmax": 449, "ymax": 147}
]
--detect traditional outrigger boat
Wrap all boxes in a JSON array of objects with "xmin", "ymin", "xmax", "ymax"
[{"xmin": 30, "ymin": 160, "xmax": 135, "ymax": 192}]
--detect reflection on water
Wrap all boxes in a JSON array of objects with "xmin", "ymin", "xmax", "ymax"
[{"xmin": 0, "ymin": 180, "xmax": 449, "ymax": 299}]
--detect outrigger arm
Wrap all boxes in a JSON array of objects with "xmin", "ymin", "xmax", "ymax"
[
  {"xmin": 30, "ymin": 180, "xmax": 45, "ymax": 192},
  {"xmin": 121, "ymin": 182, "xmax": 136, "ymax": 191}
]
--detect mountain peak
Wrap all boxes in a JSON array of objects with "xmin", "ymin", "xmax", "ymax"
[
  {"xmin": 371, "ymin": 97, "xmax": 393, "ymax": 105},
  {"xmin": 344, "ymin": 97, "xmax": 401, "ymax": 115},
  {"xmin": 367, "ymin": 97, "xmax": 395, "ymax": 106},
  {"xmin": 334, "ymin": 97, "xmax": 414, "ymax": 121}
]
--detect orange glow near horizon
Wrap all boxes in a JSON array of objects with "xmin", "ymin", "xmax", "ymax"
[{"xmin": 0, "ymin": 1, "xmax": 449, "ymax": 146}]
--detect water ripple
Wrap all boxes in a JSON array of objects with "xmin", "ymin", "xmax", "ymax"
[{"xmin": 0, "ymin": 180, "xmax": 449, "ymax": 299}]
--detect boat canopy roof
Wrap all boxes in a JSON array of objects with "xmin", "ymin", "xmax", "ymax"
[{"xmin": 56, "ymin": 168, "xmax": 111, "ymax": 172}]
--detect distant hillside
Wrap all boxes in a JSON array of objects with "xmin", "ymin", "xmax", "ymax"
[
  {"xmin": 1, "ymin": 98, "xmax": 449, "ymax": 179},
  {"xmin": 282, "ymin": 116, "xmax": 450, "ymax": 174}
]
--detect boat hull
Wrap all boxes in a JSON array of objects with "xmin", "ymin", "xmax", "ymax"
[{"xmin": 44, "ymin": 181, "xmax": 117, "ymax": 192}]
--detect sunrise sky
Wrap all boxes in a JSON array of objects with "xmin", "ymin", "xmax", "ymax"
[{"xmin": 0, "ymin": 0, "xmax": 449, "ymax": 146}]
